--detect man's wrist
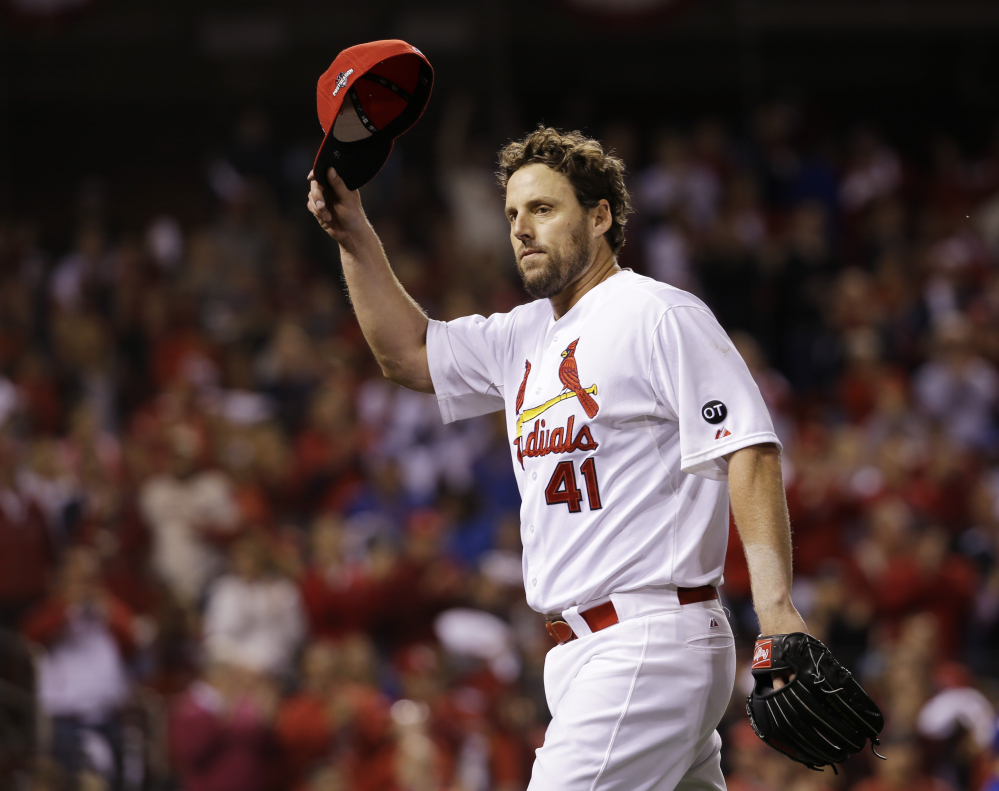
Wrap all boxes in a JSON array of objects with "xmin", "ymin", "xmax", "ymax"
[
  {"xmin": 753, "ymin": 590, "xmax": 796, "ymax": 616},
  {"xmin": 337, "ymin": 217, "xmax": 376, "ymax": 258},
  {"xmin": 756, "ymin": 601, "xmax": 808, "ymax": 636}
]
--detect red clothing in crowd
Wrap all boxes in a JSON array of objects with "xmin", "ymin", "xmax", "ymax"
[
  {"xmin": 341, "ymin": 686, "xmax": 399, "ymax": 791},
  {"xmin": 22, "ymin": 594, "xmax": 137, "ymax": 655},
  {"xmin": 299, "ymin": 566, "xmax": 373, "ymax": 639},
  {"xmin": 0, "ymin": 496, "xmax": 53, "ymax": 617},
  {"xmin": 169, "ymin": 684, "xmax": 280, "ymax": 791},
  {"xmin": 89, "ymin": 497, "xmax": 162, "ymax": 617},
  {"xmin": 850, "ymin": 777, "xmax": 953, "ymax": 791},
  {"xmin": 488, "ymin": 729, "xmax": 531, "ymax": 788},
  {"xmin": 784, "ymin": 477, "xmax": 855, "ymax": 576},
  {"xmin": 903, "ymin": 468, "xmax": 974, "ymax": 534},
  {"xmin": 275, "ymin": 692, "xmax": 335, "ymax": 791},
  {"xmin": 15, "ymin": 368, "xmax": 62, "ymax": 434},
  {"xmin": 152, "ymin": 329, "xmax": 219, "ymax": 390},
  {"xmin": 859, "ymin": 551, "xmax": 977, "ymax": 652},
  {"xmin": 371, "ymin": 557, "xmax": 463, "ymax": 649}
]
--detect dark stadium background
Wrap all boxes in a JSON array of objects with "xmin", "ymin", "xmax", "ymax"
[
  {"xmin": 1, "ymin": 1, "xmax": 998, "ymax": 790},
  {"xmin": 5, "ymin": 0, "xmax": 999, "ymax": 229}
]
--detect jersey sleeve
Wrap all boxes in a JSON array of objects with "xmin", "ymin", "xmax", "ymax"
[
  {"xmin": 426, "ymin": 314, "xmax": 509, "ymax": 423},
  {"xmin": 650, "ymin": 306, "xmax": 780, "ymax": 480}
]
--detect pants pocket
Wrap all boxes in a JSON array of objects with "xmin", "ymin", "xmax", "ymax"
[
  {"xmin": 681, "ymin": 603, "xmax": 734, "ymax": 652},
  {"xmin": 685, "ymin": 632, "xmax": 735, "ymax": 651}
]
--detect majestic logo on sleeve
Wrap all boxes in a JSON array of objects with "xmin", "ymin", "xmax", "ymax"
[{"xmin": 512, "ymin": 339, "xmax": 599, "ymax": 469}]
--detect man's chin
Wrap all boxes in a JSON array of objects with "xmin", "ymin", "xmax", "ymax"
[{"xmin": 521, "ymin": 272, "xmax": 565, "ymax": 300}]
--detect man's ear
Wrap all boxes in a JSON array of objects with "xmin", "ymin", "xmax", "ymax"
[{"xmin": 592, "ymin": 199, "xmax": 613, "ymax": 237}]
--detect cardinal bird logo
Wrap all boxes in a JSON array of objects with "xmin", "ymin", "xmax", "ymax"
[
  {"xmin": 515, "ymin": 360, "xmax": 531, "ymax": 415},
  {"xmin": 559, "ymin": 340, "xmax": 599, "ymax": 418}
]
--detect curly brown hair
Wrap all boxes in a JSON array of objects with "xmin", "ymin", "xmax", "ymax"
[{"xmin": 497, "ymin": 127, "xmax": 633, "ymax": 254}]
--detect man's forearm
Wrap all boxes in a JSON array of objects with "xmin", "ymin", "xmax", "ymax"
[
  {"xmin": 338, "ymin": 225, "xmax": 434, "ymax": 392},
  {"xmin": 726, "ymin": 443, "xmax": 807, "ymax": 635},
  {"xmin": 307, "ymin": 168, "xmax": 433, "ymax": 393}
]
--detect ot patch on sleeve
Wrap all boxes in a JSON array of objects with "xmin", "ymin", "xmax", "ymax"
[{"xmin": 701, "ymin": 400, "xmax": 727, "ymax": 424}]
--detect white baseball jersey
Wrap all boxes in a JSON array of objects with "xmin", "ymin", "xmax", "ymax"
[{"xmin": 427, "ymin": 270, "xmax": 779, "ymax": 615}]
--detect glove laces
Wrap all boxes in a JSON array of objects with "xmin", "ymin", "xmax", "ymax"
[{"xmin": 806, "ymin": 642, "xmax": 886, "ymax": 763}]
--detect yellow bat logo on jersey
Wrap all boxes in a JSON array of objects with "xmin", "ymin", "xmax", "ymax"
[{"xmin": 516, "ymin": 384, "xmax": 597, "ymax": 440}]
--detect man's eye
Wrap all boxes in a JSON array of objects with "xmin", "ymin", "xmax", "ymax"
[{"xmin": 536, "ymin": 206, "xmax": 550, "ymax": 215}]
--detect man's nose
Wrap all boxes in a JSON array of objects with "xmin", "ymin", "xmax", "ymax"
[{"xmin": 511, "ymin": 213, "xmax": 533, "ymax": 242}]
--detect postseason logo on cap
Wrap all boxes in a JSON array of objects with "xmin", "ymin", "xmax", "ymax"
[
  {"xmin": 332, "ymin": 69, "xmax": 354, "ymax": 97},
  {"xmin": 314, "ymin": 40, "xmax": 433, "ymax": 191}
]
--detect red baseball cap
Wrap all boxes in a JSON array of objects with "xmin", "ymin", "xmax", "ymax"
[{"xmin": 314, "ymin": 40, "xmax": 433, "ymax": 191}]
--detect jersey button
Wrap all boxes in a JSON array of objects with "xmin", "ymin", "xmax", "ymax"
[
  {"xmin": 532, "ymin": 579, "xmax": 537, "ymax": 587},
  {"xmin": 529, "ymin": 524, "xmax": 535, "ymax": 533},
  {"xmin": 535, "ymin": 387, "xmax": 541, "ymax": 394},
  {"xmin": 532, "ymin": 472, "xmax": 537, "ymax": 480}
]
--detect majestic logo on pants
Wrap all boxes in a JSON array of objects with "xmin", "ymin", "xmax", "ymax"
[{"xmin": 513, "ymin": 339, "xmax": 600, "ymax": 470}]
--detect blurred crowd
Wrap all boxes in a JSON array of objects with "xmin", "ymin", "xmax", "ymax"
[{"xmin": 0, "ymin": 99, "xmax": 998, "ymax": 791}]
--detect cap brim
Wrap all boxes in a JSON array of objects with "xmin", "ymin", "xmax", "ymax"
[{"xmin": 314, "ymin": 131, "xmax": 394, "ymax": 192}]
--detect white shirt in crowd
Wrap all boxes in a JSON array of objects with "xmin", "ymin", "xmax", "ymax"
[
  {"xmin": 139, "ymin": 470, "xmax": 240, "ymax": 605},
  {"xmin": 202, "ymin": 574, "xmax": 306, "ymax": 677},
  {"xmin": 38, "ymin": 608, "xmax": 131, "ymax": 722},
  {"xmin": 915, "ymin": 356, "xmax": 999, "ymax": 450},
  {"xmin": 427, "ymin": 270, "xmax": 779, "ymax": 615}
]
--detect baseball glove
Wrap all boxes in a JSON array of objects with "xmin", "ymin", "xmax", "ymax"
[{"xmin": 746, "ymin": 633, "xmax": 885, "ymax": 772}]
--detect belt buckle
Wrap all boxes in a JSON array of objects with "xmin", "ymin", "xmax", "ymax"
[{"xmin": 546, "ymin": 619, "xmax": 575, "ymax": 645}]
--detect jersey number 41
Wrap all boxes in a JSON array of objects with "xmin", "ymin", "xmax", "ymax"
[{"xmin": 545, "ymin": 458, "xmax": 602, "ymax": 513}]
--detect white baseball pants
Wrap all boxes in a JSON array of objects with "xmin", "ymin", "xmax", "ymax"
[{"xmin": 528, "ymin": 597, "xmax": 736, "ymax": 791}]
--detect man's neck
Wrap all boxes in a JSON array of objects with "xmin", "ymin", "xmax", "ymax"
[{"xmin": 548, "ymin": 245, "xmax": 621, "ymax": 320}]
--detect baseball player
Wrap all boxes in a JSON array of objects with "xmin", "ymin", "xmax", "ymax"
[{"xmin": 307, "ymin": 127, "xmax": 808, "ymax": 790}]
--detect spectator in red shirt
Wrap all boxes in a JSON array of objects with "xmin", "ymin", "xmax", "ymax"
[
  {"xmin": 299, "ymin": 514, "xmax": 374, "ymax": 640},
  {"xmin": 0, "ymin": 437, "xmax": 54, "ymax": 629},
  {"xmin": 169, "ymin": 662, "xmax": 281, "ymax": 791},
  {"xmin": 369, "ymin": 509, "xmax": 465, "ymax": 650},
  {"xmin": 275, "ymin": 641, "xmax": 342, "ymax": 791},
  {"xmin": 340, "ymin": 686, "xmax": 399, "ymax": 791},
  {"xmin": 850, "ymin": 499, "xmax": 977, "ymax": 652},
  {"xmin": 294, "ymin": 379, "xmax": 361, "ymax": 513}
]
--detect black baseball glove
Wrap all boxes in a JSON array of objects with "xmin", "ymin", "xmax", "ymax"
[{"xmin": 746, "ymin": 633, "xmax": 885, "ymax": 772}]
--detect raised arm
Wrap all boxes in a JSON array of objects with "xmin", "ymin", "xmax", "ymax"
[
  {"xmin": 726, "ymin": 443, "xmax": 807, "ymax": 639},
  {"xmin": 307, "ymin": 167, "xmax": 433, "ymax": 393}
]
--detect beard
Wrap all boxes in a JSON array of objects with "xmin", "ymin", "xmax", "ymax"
[{"xmin": 516, "ymin": 221, "xmax": 595, "ymax": 300}]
